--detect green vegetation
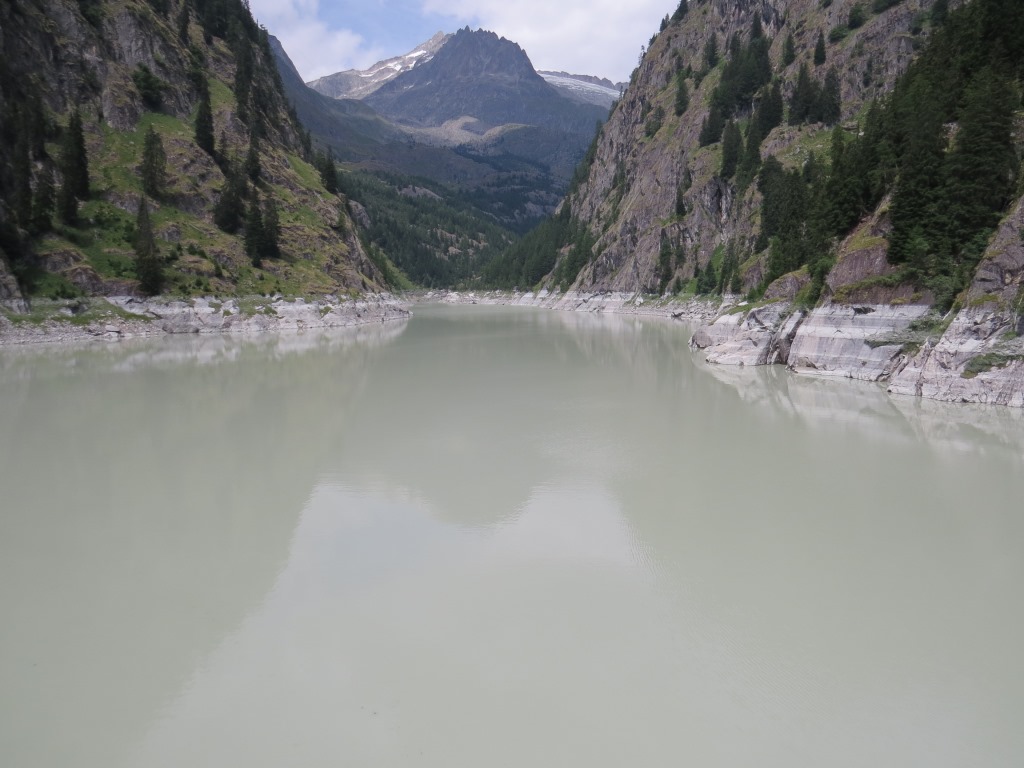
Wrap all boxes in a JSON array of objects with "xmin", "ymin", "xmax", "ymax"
[
  {"xmin": 339, "ymin": 170, "xmax": 517, "ymax": 288},
  {"xmin": 133, "ymin": 197, "xmax": 164, "ymax": 296},
  {"xmin": 0, "ymin": 0, "xmax": 368, "ymax": 301},
  {"xmin": 482, "ymin": 205, "xmax": 593, "ymax": 290},
  {"xmin": 962, "ymin": 353, "xmax": 1024, "ymax": 379},
  {"xmin": 140, "ymin": 126, "xmax": 167, "ymax": 199},
  {"xmin": 753, "ymin": 0, "xmax": 1024, "ymax": 309}
]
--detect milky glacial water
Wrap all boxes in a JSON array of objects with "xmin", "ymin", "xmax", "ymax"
[{"xmin": 1, "ymin": 304, "xmax": 1022, "ymax": 768}]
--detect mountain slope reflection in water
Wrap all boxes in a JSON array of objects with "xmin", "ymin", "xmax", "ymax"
[{"xmin": 0, "ymin": 305, "xmax": 1021, "ymax": 768}]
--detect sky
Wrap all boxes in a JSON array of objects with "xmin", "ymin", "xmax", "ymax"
[{"xmin": 250, "ymin": 0, "xmax": 671, "ymax": 83}]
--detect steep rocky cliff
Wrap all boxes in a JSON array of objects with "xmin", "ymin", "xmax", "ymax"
[
  {"xmin": 539, "ymin": 0, "xmax": 1024, "ymax": 406},
  {"xmin": 0, "ymin": 0, "xmax": 384, "ymax": 306},
  {"xmin": 558, "ymin": 0, "xmax": 940, "ymax": 295}
]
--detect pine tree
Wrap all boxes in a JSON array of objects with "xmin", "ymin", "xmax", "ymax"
[
  {"xmin": 941, "ymin": 68, "xmax": 1017, "ymax": 257},
  {"xmin": 244, "ymin": 193, "xmax": 266, "ymax": 267},
  {"xmin": 736, "ymin": 122, "xmax": 764, "ymax": 187},
  {"xmin": 931, "ymin": 0, "xmax": 948, "ymax": 26},
  {"xmin": 887, "ymin": 81, "xmax": 946, "ymax": 267},
  {"xmin": 61, "ymin": 111, "xmax": 89, "ymax": 199},
  {"xmin": 213, "ymin": 167, "xmax": 246, "ymax": 233},
  {"xmin": 215, "ymin": 129, "xmax": 232, "ymax": 171},
  {"xmin": 704, "ymin": 36, "xmax": 719, "ymax": 69},
  {"xmin": 262, "ymin": 197, "xmax": 280, "ymax": 260},
  {"xmin": 134, "ymin": 197, "xmax": 164, "ymax": 295},
  {"xmin": 675, "ymin": 75, "xmax": 689, "ymax": 116},
  {"xmin": 789, "ymin": 63, "xmax": 817, "ymax": 124},
  {"xmin": 755, "ymin": 82, "xmax": 784, "ymax": 136},
  {"xmin": 820, "ymin": 68, "xmax": 842, "ymax": 125},
  {"xmin": 698, "ymin": 105, "xmax": 725, "ymax": 146},
  {"xmin": 672, "ymin": 0, "xmax": 688, "ymax": 22},
  {"xmin": 245, "ymin": 133, "xmax": 261, "ymax": 184},
  {"xmin": 675, "ymin": 184, "xmax": 687, "ymax": 217},
  {"xmin": 194, "ymin": 78, "xmax": 215, "ymax": 156},
  {"xmin": 750, "ymin": 12, "xmax": 763, "ymax": 40},
  {"xmin": 814, "ymin": 31, "xmax": 827, "ymax": 65},
  {"xmin": 318, "ymin": 149, "xmax": 338, "ymax": 194},
  {"xmin": 56, "ymin": 111, "xmax": 89, "ymax": 224},
  {"xmin": 176, "ymin": 3, "xmax": 191, "ymax": 43},
  {"xmin": 30, "ymin": 168, "xmax": 55, "ymax": 234},
  {"xmin": 782, "ymin": 32, "xmax": 797, "ymax": 66},
  {"xmin": 720, "ymin": 120, "xmax": 742, "ymax": 179},
  {"xmin": 140, "ymin": 125, "xmax": 167, "ymax": 199}
]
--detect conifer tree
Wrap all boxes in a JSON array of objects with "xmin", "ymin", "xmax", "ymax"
[
  {"xmin": 318, "ymin": 149, "xmax": 338, "ymax": 194},
  {"xmin": 887, "ymin": 82, "xmax": 946, "ymax": 267},
  {"xmin": 720, "ymin": 120, "xmax": 742, "ymax": 179},
  {"xmin": 672, "ymin": 0, "xmax": 688, "ymax": 22},
  {"xmin": 140, "ymin": 126, "xmax": 167, "ymax": 199},
  {"xmin": 789, "ymin": 63, "xmax": 821, "ymax": 124},
  {"xmin": 698, "ymin": 105, "xmax": 725, "ymax": 146},
  {"xmin": 814, "ymin": 31, "xmax": 827, "ymax": 65},
  {"xmin": 675, "ymin": 75, "xmax": 689, "ymax": 116},
  {"xmin": 56, "ymin": 111, "xmax": 89, "ymax": 224},
  {"xmin": 736, "ymin": 123, "xmax": 763, "ymax": 187},
  {"xmin": 703, "ymin": 36, "xmax": 719, "ymax": 69},
  {"xmin": 675, "ymin": 184, "xmax": 687, "ymax": 217},
  {"xmin": 820, "ymin": 68, "xmax": 842, "ymax": 125},
  {"xmin": 134, "ymin": 197, "xmax": 164, "ymax": 295},
  {"xmin": 176, "ymin": 3, "xmax": 191, "ymax": 43},
  {"xmin": 941, "ymin": 68, "xmax": 1017, "ymax": 255},
  {"xmin": 30, "ymin": 168, "xmax": 55, "ymax": 234},
  {"xmin": 245, "ymin": 133, "xmax": 261, "ymax": 184},
  {"xmin": 61, "ymin": 111, "xmax": 90, "ymax": 199},
  {"xmin": 244, "ymin": 192, "xmax": 266, "ymax": 267},
  {"xmin": 782, "ymin": 32, "xmax": 796, "ymax": 66},
  {"xmin": 750, "ymin": 12, "xmax": 763, "ymax": 40},
  {"xmin": 213, "ymin": 167, "xmax": 246, "ymax": 233},
  {"xmin": 194, "ymin": 78, "xmax": 215, "ymax": 156},
  {"xmin": 262, "ymin": 197, "xmax": 280, "ymax": 260}
]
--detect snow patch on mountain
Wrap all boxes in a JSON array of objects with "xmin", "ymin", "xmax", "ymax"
[{"xmin": 538, "ymin": 71, "xmax": 625, "ymax": 108}]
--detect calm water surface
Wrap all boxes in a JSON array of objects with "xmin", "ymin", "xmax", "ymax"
[{"xmin": 1, "ymin": 305, "xmax": 1022, "ymax": 767}]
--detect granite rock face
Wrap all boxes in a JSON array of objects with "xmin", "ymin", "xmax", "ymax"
[
  {"xmin": 887, "ymin": 196, "xmax": 1024, "ymax": 405},
  {"xmin": 888, "ymin": 308, "xmax": 1024, "ymax": 406},
  {"xmin": 786, "ymin": 304, "xmax": 931, "ymax": 381},
  {"xmin": 690, "ymin": 301, "xmax": 797, "ymax": 366}
]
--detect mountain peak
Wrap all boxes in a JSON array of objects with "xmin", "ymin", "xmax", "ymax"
[{"xmin": 306, "ymin": 32, "xmax": 451, "ymax": 100}]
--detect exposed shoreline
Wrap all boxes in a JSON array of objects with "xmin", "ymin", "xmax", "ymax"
[
  {"xmin": 5, "ymin": 288, "xmax": 1023, "ymax": 409},
  {"xmin": 425, "ymin": 289, "xmax": 1024, "ymax": 409},
  {"xmin": 417, "ymin": 288, "xmax": 722, "ymax": 322},
  {"xmin": 0, "ymin": 294, "xmax": 411, "ymax": 347}
]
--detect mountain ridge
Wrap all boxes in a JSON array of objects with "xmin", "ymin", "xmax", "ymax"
[{"xmin": 306, "ymin": 32, "xmax": 452, "ymax": 101}]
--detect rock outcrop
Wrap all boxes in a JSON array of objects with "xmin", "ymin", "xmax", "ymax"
[
  {"xmin": 556, "ymin": 0, "xmax": 943, "ymax": 295},
  {"xmin": 0, "ymin": 295, "xmax": 409, "ymax": 346}
]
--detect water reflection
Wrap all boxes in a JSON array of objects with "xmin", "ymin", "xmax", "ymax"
[
  {"xmin": 1, "ymin": 307, "xmax": 1022, "ymax": 768},
  {"xmin": 697, "ymin": 353, "xmax": 1024, "ymax": 460},
  {"xmin": 0, "ymin": 323, "xmax": 407, "ymax": 768}
]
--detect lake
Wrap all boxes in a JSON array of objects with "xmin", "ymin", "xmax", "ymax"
[{"xmin": 1, "ymin": 304, "xmax": 1022, "ymax": 767}]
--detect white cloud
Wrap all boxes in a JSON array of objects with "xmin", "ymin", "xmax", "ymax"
[
  {"xmin": 249, "ymin": 0, "xmax": 387, "ymax": 81},
  {"xmin": 420, "ymin": 0, "xmax": 668, "ymax": 81}
]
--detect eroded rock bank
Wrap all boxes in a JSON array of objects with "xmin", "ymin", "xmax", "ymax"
[
  {"xmin": 423, "ymin": 289, "xmax": 721, "ymax": 322},
  {"xmin": 691, "ymin": 299, "xmax": 1024, "ymax": 407},
  {"xmin": 0, "ymin": 294, "xmax": 409, "ymax": 346}
]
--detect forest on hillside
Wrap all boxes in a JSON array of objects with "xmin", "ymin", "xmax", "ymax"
[{"xmin": 488, "ymin": 0, "xmax": 1024, "ymax": 308}]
